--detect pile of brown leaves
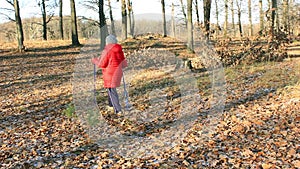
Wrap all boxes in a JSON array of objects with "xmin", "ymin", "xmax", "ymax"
[{"xmin": 214, "ymin": 33, "xmax": 291, "ymax": 66}]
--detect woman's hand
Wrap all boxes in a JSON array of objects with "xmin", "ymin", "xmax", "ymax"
[{"xmin": 91, "ymin": 58, "xmax": 98, "ymax": 65}]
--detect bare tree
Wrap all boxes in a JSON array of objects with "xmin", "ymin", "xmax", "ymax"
[
  {"xmin": 81, "ymin": 0, "xmax": 108, "ymax": 48},
  {"xmin": 37, "ymin": 0, "xmax": 57, "ymax": 40},
  {"xmin": 179, "ymin": 0, "xmax": 187, "ymax": 27},
  {"xmin": 236, "ymin": 0, "xmax": 243, "ymax": 37},
  {"xmin": 289, "ymin": 0, "xmax": 300, "ymax": 35},
  {"xmin": 131, "ymin": 5, "xmax": 135, "ymax": 37},
  {"xmin": 1, "ymin": 0, "xmax": 25, "ymax": 49},
  {"xmin": 117, "ymin": 0, "xmax": 127, "ymax": 40},
  {"xmin": 187, "ymin": 0, "xmax": 193, "ymax": 50},
  {"xmin": 275, "ymin": 0, "xmax": 279, "ymax": 32},
  {"xmin": 171, "ymin": 3, "xmax": 176, "ymax": 37},
  {"xmin": 13, "ymin": 0, "xmax": 25, "ymax": 51},
  {"xmin": 270, "ymin": 0, "xmax": 277, "ymax": 38},
  {"xmin": 230, "ymin": 0, "xmax": 236, "ymax": 37},
  {"xmin": 282, "ymin": 0, "xmax": 288, "ymax": 33},
  {"xmin": 194, "ymin": 0, "xmax": 200, "ymax": 26},
  {"xmin": 259, "ymin": 0, "xmax": 264, "ymax": 35},
  {"xmin": 203, "ymin": 0, "xmax": 212, "ymax": 39},
  {"xmin": 107, "ymin": 0, "xmax": 115, "ymax": 35},
  {"xmin": 224, "ymin": 0, "xmax": 228, "ymax": 37},
  {"xmin": 266, "ymin": 0, "xmax": 272, "ymax": 36},
  {"xmin": 99, "ymin": 0, "xmax": 108, "ymax": 49},
  {"xmin": 248, "ymin": 0, "xmax": 253, "ymax": 36},
  {"xmin": 127, "ymin": 0, "xmax": 134, "ymax": 37},
  {"xmin": 40, "ymin": 0, "xmax": 47, "ymax": 40},
  {"xmin": 161, "ymin": 0, "xmax": 167, "ymax": 37},
  {"xmin": 214, "ymin": 0, "xmax": 220, "ymax": 37},
  {"xmin": 59, "ymin": 0, "xmax": 64, "ymax": 39},
  {"xmin": 70, "ymin": 0, "xmax": 81, "ymax": 46}
]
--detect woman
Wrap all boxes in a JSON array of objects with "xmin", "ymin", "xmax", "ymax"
[{"xmin": 92, "ymin": 35, "xmax": 128, "ymax": 113}]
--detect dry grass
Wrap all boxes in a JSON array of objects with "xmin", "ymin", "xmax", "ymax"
[{"xmin": 0, "ymin": 39, "xmax": 90, "ymax": 51}]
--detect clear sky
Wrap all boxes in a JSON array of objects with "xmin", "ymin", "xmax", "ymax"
[
  {"xmin": 0, "ymin": 0, "xmax": 165, "ymax": 23},
  {"xmin": 67, "ymin": 0, "xmax": 165, "ymax": 19},
  {"xmin": 1, "ymin": 0, "xmax": 300, "ymax": 24}
]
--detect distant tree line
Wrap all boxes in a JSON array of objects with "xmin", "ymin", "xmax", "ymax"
[{"xmin": 0, "ymin": 0, "xmax": 299, "ymax": 52}]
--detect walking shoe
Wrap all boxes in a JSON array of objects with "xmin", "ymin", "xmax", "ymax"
[
  {"xmin": 106, "ymin": 106, "xmax": 114, "ymax": 112},
  {"xmin": 115, "ymin": 111, "xmax": 123, "ymax": 117},
  {"xmin": 116, "ymin": 110, "xmax": 123, "ymax": 114}
]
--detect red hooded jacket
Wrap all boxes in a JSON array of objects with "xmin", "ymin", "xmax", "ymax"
[{"xmin": 92, "ymin": 44, "xmax": 128, "ymax": 88}]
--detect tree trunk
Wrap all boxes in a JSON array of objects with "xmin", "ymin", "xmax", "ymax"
[
  {"xmin": 288, "ymin": 0, "xmax": 294, "ymax": 34},
  {"xmin": 99, "ymin": 0, "xmax": 108, "ymax": 49},
  {"xmin": 248, "ymin": 0, "xmax": 253, "ymax": 37},
  {"xmin": 224, "ymin": 0, "xmax": 228, "ymax": 37},
  {"xmin": 195, "ymin": 0, "xmax": 200, "ymax": 26},
  {"xmin": 238, "ymin": 11, "xmax": 242, "ymax": 37},
  {"xmin": 230, "ymin": 0, "xmax": 235, "ymax": 37},
  {"xmin": 270, "ymin": 0, "xmax": 277, "ymax": 38},
  {"xmin": 259, "ymin": 0, "xmax": 264, "ymax": 35},
  {"xmin": 215, "ymin": 0, "xmax": 219, "ymax": 38},
  {"xmin": 179, "ymin": 0, "xmax": 187, "ymax": 27},
  {"xmin": 187, "ymin": 0, "xmax": 194, "ymax": 51},
  {"xmin": 171, "ymin": 3, "xmax": 176, "ymax": 37},
  {"xmin": 121, "ymin": 0, "xmax": 127, "ymax": 40},
  {"xmin": 59, "ymin": 0, "xmax": 64, "ymax": 40},
  {"xmin": 13, "ymin": 0, "xmax": 25, "ymax": 51},
  {"xmin": 275, "ymin": 2, "xmax": 279, "ymax": 32},
  {"xmin": 131, "ymin": 6, "xmax": 135, "ymax": 37},
  {"xmin": 70, "ymin": 0, "xmax": 80, "ymax": 46},
  {"xmin": 108, "ymin": 0, "xmax": 116, "ymax": 35},
  {"xmin": 127, "ymin": 0, "xmax": 133, "ymax": 37},
  {"xmin": 236, "ymin": 0, "xmax": 242, "ymax": 37},
  {"xmin": 161, "ymin": 0, "xmax": 167, "ymax": 37},
  {"xmin": 282, "ymin": 0, "xmax": 288, "ymax": 33},
  {"xmin": 266, "ymin": 0, "xmax": 272, "ymax": 36},
  {"xmin": 41, "ymin": 0, "xmax": 47, "ymax": 40},
  {"xmin": 203, "ymin": 0, "xmax": 212, "ymax": 39}
]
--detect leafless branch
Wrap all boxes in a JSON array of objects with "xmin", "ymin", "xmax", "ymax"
[
  {"xmin": 0, "ymin": 7, "xmax": 14, "ymax": 12},
  {"xmin": 78, "ymin": 16, "xmax": 100, "ymax": 26},
  {"xmin": 0, "ymin": 12, "xmax": 15, "ymax": 21},
  {"xmin": 81, "ymin": 3, "xmax": 98, "ymax": 12},
  {"xmin": 5, "ymin": 0, "xmax": 14, "ymax": 6},
  {"xmin": 31, "ymin": 21, "xmax": 43, "ymax": 26},
  {"xmin": 46, "ymin": 12, "xmax": 55, "ymax": 23}
]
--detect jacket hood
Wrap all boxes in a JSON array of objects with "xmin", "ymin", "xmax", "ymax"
[{"xmin": 105, "ymin": 43, "xmax": 122, "ymax": 52}]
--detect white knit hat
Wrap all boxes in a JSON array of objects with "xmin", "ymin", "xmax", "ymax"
[{"xmin": 106, "ymin": 34, "xmax": 118, "ymax": 44}]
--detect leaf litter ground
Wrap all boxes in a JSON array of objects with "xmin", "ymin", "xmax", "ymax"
[{"xmin": 0, "ymin": 37, "xmax": 299, "ymax": 168}]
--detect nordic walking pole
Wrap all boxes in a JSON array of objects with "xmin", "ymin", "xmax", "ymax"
[
  {"xmin": 122, "ymin": 70, "xmax": 130, "ymax": 111},
  {"xmin": 93, "ymin": 63, "xmax": 98, "ymax": 105}
]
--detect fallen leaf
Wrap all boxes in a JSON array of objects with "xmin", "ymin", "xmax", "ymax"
[
  {"xmin": 261, "ymin": 163, "xmax": 273, "ymax": 169},
  {"xmin": 293, "ymin": 160, "xmax": 300, "ymax": 168}
]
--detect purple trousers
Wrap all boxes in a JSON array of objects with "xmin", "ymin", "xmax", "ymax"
[{"xmin": 107, "ymin": 88, "xmax": 122, "ymax": 112}]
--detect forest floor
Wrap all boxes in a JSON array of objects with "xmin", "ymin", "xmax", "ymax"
[{"xmin": 0, "ymin": 36, "xmax": 299, "ymax": 169}]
